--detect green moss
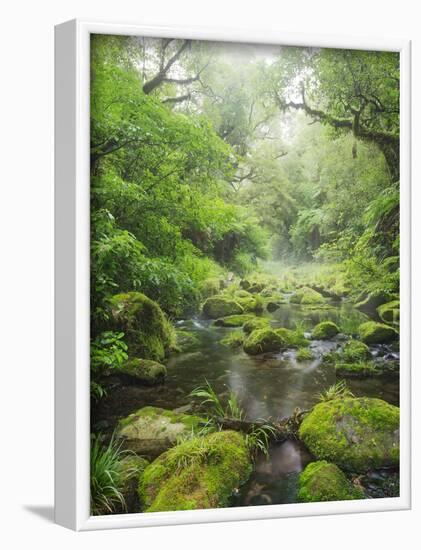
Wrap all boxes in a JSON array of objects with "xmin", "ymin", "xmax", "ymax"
[
  {"xmin": 118, "ymin": 455, "xmax": 149, "ymax": 513},
  {"xmin": 213, "ymin": 314, "xmax": 255, "ymax": 327},
  {"xmin": 243, "ymin": 328, "xmax": 285, "ymax": 355},
  {"xmin": 296, "ymin": 347, "xmax": 314, "ymax": 361},
  {"xmin": 335, "ymin": 361, "xmax": 377, "ymax": 378},
  {"xmin": 119, "ymin": 358, "xmax": 167, "ymax": 385},
  {"xmin": 342, "ymin": 339, "xmax": 371, "ymax": 362},
  {"xmin": 117, "ymin": 406, "xmax": 204, "ymax": 457},
  {"xmin": 377, "ymin": 300, "xmax": 400, "ymax": 325},
  {"xmin": 202, "ymin": 295, "xmax": 244, "ymax": 318},
  {"xmin": 234, "ymin": 290, "xmax": 253, "ymax": 299},
  {"xmin": 275, "ymin": 328, "xmax": 309, "ymax": 347},
  {"xmin": 298, "ymin": 461, "xmax": 365, "ymax": 502},
  {"xmin": 236, "ymin": 294, "xmax": 264, "ymax": 313},
  {"xmin": 290, "ymin": 286, "xmax": 325, "ymax": 305},
  {"xmin": 139, "ymin": 430, "xmax": 252, "ymax": 512},
  {"xmin": 199, "ymin": 277, "xmax": 223, "ymax": 299},
  {"xmin": 312, "ymin": 321, "xmax": 339, "ymax": 339},
  {"xmin": 108, "ymin": 292, "xmax": 174, "ymax": 361},
  {"xmin": 221, "ymin": 330, "xmax": 245, "ymax": 348},
  {"xmin": 358, "ymin": 321, "xmax": 399, "ymax": 344},
  {"xmin": 243, "ymin": 317, "xmax": 270, "ymax": 334},
  {"xmin": 299, "ymin": 397, "xmax": 400, "ymax": 472}
]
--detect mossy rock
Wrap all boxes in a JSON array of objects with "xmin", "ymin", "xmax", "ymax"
[
  {"xmin": 243, "ymin": 317, "xmax": 270, "ymax": 334},
  {"xmin": 139, "ymin": 430, "xmax": 252, "ymax": 512},
  {"xmin": 234, "ymin": 289, "xmax": 253, "ymax": 299},
  {"xmin": 118, "ymin": 455, "xmax": 149, "ymax": 513},
  {"xmin": 213, "ymin": 314, "xmax": 255, "ymax": 328},
  {"xmin": 221, "ymin": 330, "xmax": 245, "ymax": 348},
  {"xmin": 358, "ymin": 321, "xmax": 398, "ymax": 344},
  {"xmin": 236, "ymin": 295, "xmax": 264, "ymax": 313},
  {"xmin": 117, "ymin": 358, "xmax": 167, "ymax": 386},
  {"xmin": 298, "ymin": 461, "xmax": 364, "ymax": 502},
  {"xmin": 342, "ymin": 339, "xmax": 371, "ymax": 362},
  {"xmin": 175, "ymin": 330, "xmax": 199, "ymax": 352},
  {"xmin": 108, "ymin": 292, "xmax": 174, "ymax": 361},
  {"xmin": 275, "ymin": 327, "xmax": 309, "ymax": 348},
  {"xmin": 296, "ymin": 347, "xmax": 314, "ymax": 361},
  {"xmin": 248, "ymin": 282, "xmax": 266, "ymax": 294},
  {"xmin": 243, "ymin": 328, "xmax": 285, "ymax": 355},
  {"xmin": 312, "ymin": 321, "xmax": 340, "ymax": 340},
  {"xmin": 335, "ymin": 362, "xmax": 378, "ymax": 378},
  {"xmin": 202, "ymin": 295, "xmax": 244, "ymax": 318},
  {"xmin": 355, "ymin": 291, "xmax": 390, "ymax": 315},
  {"xmin": 377, "ymin": 300, "xmax": 400, "ymax": 326},
  {"xmin": 117, "ymin": 406, "xmax": 204, "ymax": 458},
  {"xmin": 290, "ymin": 286, "xmax": 325, "ymax": 305},
  {"xmin": 239, "ymin": 279, "xmax": 251, "ymax": 290},
  {"xmin": 299, "ymin": 397, "xmax": 399, "ymax": 472}
]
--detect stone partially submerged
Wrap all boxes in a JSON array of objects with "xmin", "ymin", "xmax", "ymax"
[
  {"xmin": 116, "ymin": 358, "xmax": 167, "ymax": 386},
  {"xmin": 139, "ymin": 431, "xmax": 252, "ymax": 512},
  {"xmin": 312, "ymin": 321, "xmax": 339, "ymax": 340},
  {"xmin": 358, "ymin": 321, "xmax": 398, "ymax": 344},
  {"xmin": 202, "ymin": 295, "xmax": 244, "ymax": 318},
  {"xmin": 116, "ymin": 406, "xmax": 204, "ymax": 458},
  {"xmin": 243, "ymin": 328, "xmax": 285, "ymax": 355},
  {"xmin": 290, "ymin": 286, "xmax": 325, "ymax": 305},
  {"xmin": 298, "ymin": 461, "xmax": 364, "ymax": 502},
  {"xmin": 299, "ymin": 397, "xmax": 399, "ymax": 472}
]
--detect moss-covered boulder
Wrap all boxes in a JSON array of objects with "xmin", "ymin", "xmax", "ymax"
[
  {"xmin": 275, "ymin": 327, "xmax": 309, "ymax": 347},
  {"xmin": 221, "ymin": 330, "xmax": 245, "ymax": 348},
  {"xmin": 266, "ymin": 301, "xmax": 281, "ymax": 312},
  {"xmin": 312, "ymin": 321, "xmax": 339, "ymax": 340},
  {"xmin": 139, "ymin": 431, "xmax": 252, "ymax": 512},
  {"xmin": 342, "ymin": 339, "xmax": 371, "ymax": 362},
  {"xmin": 299, "ymin": 397, "xmax": 399, "ymax": 472},
  {"xmin": 290, "ymin": 286, "xmax": 325, "ymax": 305},
  {"xmin": 298, "ymin": 461, "xmax": 364, "ymax": 502},
  {"xmin": 377, "ymin": 300, "xmax": 400, "ymax": 326},
  {"xmin": 355, "ymin": 291, "xmax": 389, "ymax": 315},
  {"xmin": 358, "ymin": 321, "xmax": 398, "ymax": 344},
  {"xmin": 108, "ymin": 292, "xmax": 174, "ymax": 361},
  {"xmin": 234, "ymin": 289, "xmax": 253, "ymax": 299},
  {"xmin": 213, "ymin": 314, "xmax": 255, "ymax": 327},
  {"xmin": 202, "ymin": 295, "xmax": 244, "ymax": 318},
  {"xmin": 118, "ymin": 455, "xmax": 149, "ymax": 513},
  {"xmin": 117, "ymin": 406, "xmax": 204, "ymax": 458},
  {"xmin": 117, "ymin": 358, "xmax": 167, "ymax": 386},
  {"xmin": 243, "ymin": 317, "xmax": 270, "ymax": 334},
  {"xmin": 296, "ymin": 347, "xmax": 314, "ymax": 361},
  {"xmin": 243, "ymin": 328, "xmax": 285, "ymax": 355}
]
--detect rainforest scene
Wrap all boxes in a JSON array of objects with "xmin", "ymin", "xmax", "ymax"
[{"xmin": 89, "ymin": 34, "xmax": 400, "ymax": 515}]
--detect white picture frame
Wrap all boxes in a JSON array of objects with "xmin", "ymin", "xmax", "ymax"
[{"xmin": 54, "ymin": 18, "xmax": 412, "ymax": 531}]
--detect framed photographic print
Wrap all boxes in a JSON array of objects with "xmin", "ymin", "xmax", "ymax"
[{"xmin": 54, "ymin": 19, "xmax": 411, "ymax": 531}]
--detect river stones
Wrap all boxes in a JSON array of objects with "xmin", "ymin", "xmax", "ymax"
[
  {"xmin": 299, "ymin": 397, "xmax": 399, "ymax": 472},
  {"xmin": 116, "ymin": 358, "xmax": 167, "ymax": 386},
  {"xmin": 243, "ymin": 328, "xmax": 286, "ymax": 355},
  {"xmin": 298, "ymin": 461, "xmax": 364, "ymax": 502},
  {"xmin": 275, "ymin": 327, "xmax": 309, "ymax": 347},
  {"xmin": 312, "ymin": 321, "xmax": 339, "ymax": 339},
  {"xmin": 108, "ymin": 291, "xmax": 174, "ymax": 361},
  {"xmin": 377, "ymin": 300, "xmax": 400, "ymax": 326},
  {"xmin": 290, "ymin": 286, "xmax": 325, "ymax": 305},
  {"xmin": 358, "ymin": 321, "xmax": 398, "ymax": 344},
  {"xmin": 202, "ymin": 295, "xmax": 244, "ymax": 318},
  {"xmin": 139, "ymin": 431, "xmax": 252, "ymax": 512},
  {"xmin": 174, "ymin": 330, "xmax": 199, "ymax": 352},
  {"xmin": 342, "ymin": 339, "xmax": 371, "ymax": 362},
  {"xmin": 355, "ymin": 291, "xmax": 390, "ymax": 315},
  {"xmin": 116, "ymin": 406, "xmax": 204, "ymax": 458}
]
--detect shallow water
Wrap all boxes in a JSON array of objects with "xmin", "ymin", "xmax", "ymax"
[{"xmin": 93, "ymin": 299, "xmax": 400, "ymax": 506}]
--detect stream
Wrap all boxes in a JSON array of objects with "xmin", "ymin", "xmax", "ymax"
[{"xmin": 93, "ymin": 299, "xmax": 400, "ymax": 507}]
